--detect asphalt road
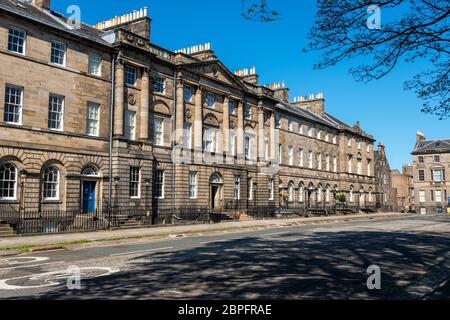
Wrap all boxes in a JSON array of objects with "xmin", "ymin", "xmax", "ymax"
[{"xmin": 1, "ymin": 215, "xmax": 450, "ymax": 300}]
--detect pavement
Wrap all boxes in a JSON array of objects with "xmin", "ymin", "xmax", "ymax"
[
  {"xmin": 0, "ymin": 214, "xmax": 449, "ymax": 300},
  {"xmin": 0, "ymin": 212, "xmax": 409, "ymax": 253}
]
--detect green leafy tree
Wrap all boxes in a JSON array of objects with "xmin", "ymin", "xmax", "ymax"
[{"xmin": 306, "ymin": 0, "xmax": 449, "ymax": 119}]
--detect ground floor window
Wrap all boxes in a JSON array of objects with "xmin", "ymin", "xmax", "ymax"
[
  {"xmin": 189, "ymin": 172, "xmax": 197, "ymax": 199},
  {"xmin": 268, "ymin": 179, "xmax": 274, "ymax": 201},
  {"xmin": 42, "ymin": 166, "xmax": 59, "ymax": 200},
  {"xmin": 0, "ymin": 163, "xmax": 17, "ymax": 200},
  {"xmin": 154, "ymin": 170, "xmax": 164, "ymax": 199},
  {"xmin": 234, "ymin": 176, "xmax": 240, "ymax": 200},
  {"xmin": 129, "ymin": 167, "xmax": 141, "ymax": 198}
]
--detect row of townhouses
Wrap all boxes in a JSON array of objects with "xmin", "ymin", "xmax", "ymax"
[{"xmin": 0, "ymin": 0, "xmax": 393, "ymax": 216}]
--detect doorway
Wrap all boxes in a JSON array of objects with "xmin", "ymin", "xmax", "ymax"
[
  {"xmin": 82, "ymin": 181, "xmax": 97, "ymax": 213},
  {"xmin": 209, "ymin": 173, "xmax": 223, "ymax": 211}
]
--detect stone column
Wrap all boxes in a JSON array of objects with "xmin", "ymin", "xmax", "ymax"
[
  {"xmin": 257, "ymin": 102, "xmax": 265, "ymax": 162},
  {"xmin": 270, "ymin": 111, "xmax": 276, "ymax": 161},
  {"xmin": 114, "ymin": 58, "xmax": 125, "ymax": 137},
  {"xmin": 140, "ymin": 67, "xmax": 150, "ymax": 140},
  {"xmin": 223, "ymin": 95, "xmax": 230, "ymax": 154},
  {"xmin": 237, "ymin": 99, "xmax": 244, "ymax": 162},
  {"xmin": 194, "ymin": 85, "xmax": 203, "ymax": 152},
  {"xmin": 175, "ymin": 72, "xmax": 184, "ymax": 146}
]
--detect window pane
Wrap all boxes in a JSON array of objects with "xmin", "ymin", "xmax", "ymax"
[
  {"xmin": 43, "ymin": 166, "xmax": 59, "ymax": 200},
  {"xmin": 48, "ymin": 94, "xmax": 64, "ymax": 130},
  {"xmin": 4, "ymin": 85, "xmax": 23, "ymax": 124},
  {"xmin": 0, "ymin": 163, "xmax": 17, "ymax": 199},
  {"xmin": 125, "ymin": 66, "xmax": 136, "ymax": 86},
  {"xmin": 129, "ymin": 167, "xmax": 140, "ymax": 198},
  {"xmin": 88, "ymin": 53, "xmax": 101, "ymax": 75},
  {"xmin": 51, "ymin": 41, "xmax": 66, "ymax": 65},
  {"xmin": 86, "ymin": 102, "xmax": 100, "ymax": 136},
  {"xmin": 8, "ymin": 28, "xmax": 26, "ymax": 54}
]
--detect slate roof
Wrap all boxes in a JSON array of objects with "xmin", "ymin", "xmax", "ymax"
[
  {"xmin": 0, "ymin": 0, "xmax": 111, "ymax": 46},
  {"xmin": 412, "ymin": 139, "xmax": 450, "ymax": 154}
]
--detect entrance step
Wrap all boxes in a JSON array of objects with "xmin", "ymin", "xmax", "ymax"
[
  {"xmin": 0, "ymin": 223, "xmax": 15, "ymax": 237},
  {"xmin": 238, "ymin": 213, "xmax": 255, "ymax": 221}
]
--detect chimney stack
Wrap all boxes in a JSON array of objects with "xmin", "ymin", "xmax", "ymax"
[
  {"xmin": 378, "ymin": 141, "xmax": 385, "ymax": 154},
  {"xmin": 416, "ymin": 131, "xmax": 425, "ymax": 143},
  {"xmin": 32, "ymin": 0, "xmax": 51, "ymax": 10}
]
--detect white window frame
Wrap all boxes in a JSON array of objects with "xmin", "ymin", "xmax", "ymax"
[
  {"xmin": 419, "ymin": 191, "xmax": 426, "ymax": 203},
  {"xmin": 154, "ymin": 77, "xmax": 166, "ymax": 94},
  {"xmin": 125, "ymin": 65, "xmax": 137, "ymax": 86},
  {"xmin": 155, "ymin": 170, "xmax": 165, "ymax": 199},
  {"xmin": 42, "ymin": 166, "xmax": 59, "ymax": 201},
  {"xmin": 129, "ymin": 167, "xmax": 141, "ymax": 199},
  {"xmin": 268, "ymin": 178, "xmax": 274, "ymax": 201},
  {"xmin": 288, "ymin": 146, "xmax": 293, "ymax": 166},
  {"xmin": 8, "ymin": 27, "xmax": 26, "ymax": 55},
  {"xmin": 154, "ymin": 116, "xmax": 164, "ymax": 146},
  {"xmin": 184, "ymin": 122, "xmax": 192, "ymax": 149},
  {"xmin": 189, "ymin": 171, "xmax": 197, "ymax": 199},
  {"xmin": 0, "ymin": 163, "xmax": 17, "ymax": 200},
  {"xmin": 48, "ymin": 94, "xmax": 64, "ymax": 131},
  {"xmin": 88, "ymin": 53, "xmax": 102, "ymax": 76},
  {"xmin": 125, "ymin": 110, "xmax": 136, "ymax": 140},
  {"xmin": 86, "ymin": 102, "xmax": 100, "ymax": 136},
  {"xmin": 432, "ymin": 169, "xmax": 443, "ymax": 182},
  {"xmin": 50, "ymin": 40, "xmax": 67, "ymax": 66},
  {"xmin": 3, "ymin": 85, "xmax": 23, "ymax": 125},
  {"xmin": 435, "ymin": 190, "xmax": 442, "ymax": 203},
  {"xmin": 229, "ymin": 99, "xmax": 236, "ymax": 115}
]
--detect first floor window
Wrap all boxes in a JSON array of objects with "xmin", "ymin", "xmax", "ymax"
[
  {"xmin": 4, "ymin": 85, "xmax": 23, "ymax": 124},
  {"xmin": 278, "ymin": 144, "xmax": 282, "ymax": 164},
  {"xmin": 317, "ymin": 153, "xmax": 322, "ymax": 170},
  {"xmin": 245, "ymin": 136, "xmax": 251, "ymax": 160},
  {"xmin": 419, "ymin": 170, "xmax": 425, "ymax": 182},
  {"xmin": 189, "ymin": 172, "xmax": 197, "ymax": 199},
  {"xmin": 86, "ymin": 102, "xmax": 100, "ymax": 136},
  {"xmin": 0, "ymin": 163, "xmax": 17, "ymax": 200},
  {"xmin": 48, "ymin": 94, "xmax": 64, "ymax": 131},
  {"xmin": 348, "ymin": 156, "xmax": 353, "ymax": 173},
  {"xmin": 154, "ymin": 116, "xmax": 164, "ymax": 146},
  {"xmin": 419, "ymin": 191, "xmax": 426, "ymax": 203},
  {"xmin": 42, "ymin": 166, "xmax": 59, "ymax": 200},
  {"xmin": 204, "ymin": 128, "xmax": 218, "ymax": 153},
  {"xmin": 326, "ymin": 155, "xmax": 330, "ymax": 171},
  {"xmin": 154, "ymin": 170, "xmax": 164, "ymax": 199},
  {"xmin": 299, "ymin": 149, "xmax": 304, "ymax": 167},
  {"xmin": 184, "ymin": 123, "xmax": 192, "ymax": 149},
  {"xmin": 308, "ymin": 151, "xmax": 313, "ymax": 169},
  {"xmin": 234, "ymin": 176, "xmax": 240, "ymax": 200},
  {"xmin": 268, "ymin": 178, "xmax": 274, "ymax": 201},
  {"xmin": 435, "ymin": 190, "xmax": 442, "ymax": 203},
  {"xmin": 244, "ymin": 105, "xmax": 251, "ymax": 119},
  {"xmin": 367, "ymin": 160, "xmax": 372, "ymax": 176},
  {"xmin": 229, "ymin": 99, "xmax": 236, "ymax": 115},
  {"xmin": 265, "ymin": 138, "xmax": 269, "ymax": 160},
  {"xmin": 432, "ymin": 169, "xmax": 443, "ymax": 182},
  {"xmin": 288, "ymin": 146, "xmax": 293, "ymax": 166},
  {"xmin": 125, "ymin": 111, "xmax": 136, "ymax": 140},
  {"xmin": 129, "ymin": 167, "xmax": 141, "ymax": 198},
  {"xmin": 357, "ymin": 159, "xmax": 362, "ymax": 175},
  {"xmin": 333, "ymin": 156, "xmax": 337, "ymax": 172}
]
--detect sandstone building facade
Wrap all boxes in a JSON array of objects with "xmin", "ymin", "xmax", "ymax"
[
  {"xmin": 412, "ymin": 132, "xmax": 450, "ymax": 215},
  {"xmin": 0, "ymin": 0, "xmax": 380, "ymax": 217},
  {"xmin": 391, "ymin": 165, "xmax": 414, "ymax": 212},
  {"xmin": 374, "ymin": 142, "xmax": 394, "ymax": 211}
]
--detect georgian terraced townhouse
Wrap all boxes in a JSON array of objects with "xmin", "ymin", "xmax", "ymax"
[
  {"xmin": 412, "ymin": 132, "xmax": 450, "ymax": 215},
  {"xmin": 0, "ymin": 0, "xmax": 382, "ymax": 219}
]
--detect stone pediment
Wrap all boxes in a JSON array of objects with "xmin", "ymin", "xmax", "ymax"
[
  {"xmin": 204, "ymin": 113, "xmax": 220, "ymax": 128},
  {"xmin": 184, "ymin": 61, "xmax": 246, "ymax": 90}
]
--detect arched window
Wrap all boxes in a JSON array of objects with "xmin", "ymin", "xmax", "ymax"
[
  {"xmin": 317, "ymin": 184, "xmax": 322, "ymax": 203},
  {"xmin": 0, "ymin": 163, "xmax": 17, "ymax": 200},
  {"xmin": 288, "ymin": 182, "xmax": 294, "ymax": 202},
  {"xmin": 369, "ymin": 188, "xmax": 373, "ymax": 203},
  {"xmin": 326, "ymin": 186, "xmax": 330, "ymax": 202},
  {"xmin": 43, "ymin": 166, "xmax": 59, "ymax": 200},
  {"xmin": 349, "ymin": 186, "xmax": 354, "ymax": 203},
  {"xmin": 81, "ymin": 164, "xmax": 99, "ymax": 177},
  {"xmin": 299, "ymin": 183, "xmax": 304, "ymax": 202}
]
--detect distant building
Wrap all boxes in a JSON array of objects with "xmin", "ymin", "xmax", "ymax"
[
  {"xmin": 412, "ymin": 132, "xmax": 450, "ymax": 215},
  {"xmin": 391, "ymin": 165, "xmax": 414, "ymax": 212},
  {"xmin": 374, "ymin": 142, "xmax": 394, "ymax": 211}
]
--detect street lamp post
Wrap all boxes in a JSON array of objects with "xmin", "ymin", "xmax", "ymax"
[
  {"xmin": 19, "ymin": 169, "xmax": 28, "ymax": 215},
  {"xmin": 144, "ymin": 178, "xmax": 151, "ymax": 221},
  {"xmin": 111, "ymin": 176, "xmax": 120, "ymax": 228}
]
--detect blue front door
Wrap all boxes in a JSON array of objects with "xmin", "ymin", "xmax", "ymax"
[{"xmin": 82, "ymin": 181, "xmax": 96, "ymax": 213}]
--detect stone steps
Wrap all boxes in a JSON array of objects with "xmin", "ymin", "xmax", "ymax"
[{"xmin": 0, "ymin": 223, "xmax": 16, "ymax": 237}]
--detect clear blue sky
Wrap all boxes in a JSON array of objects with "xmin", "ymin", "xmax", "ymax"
[{"xmin": 54, "ymin": 0, "xmax": 448, "ymax": 171}]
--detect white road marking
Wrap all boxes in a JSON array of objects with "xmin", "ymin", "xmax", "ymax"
[
  {"xmin": 0, "ymin": 267, "xmax": 119, "ymax": 290},
  {"xmin": 200, "ymin": 238, "xmax": 239, "ymax": 245},
  {"xmin": 0, "ymin": 257, "xmax": 49, "ymax": 266},
  {"xmin": 0, "ymin": 261, "xmax": 64, "ymax": 271},
  {"xmin": 110, "ymin": 247, "xmax": 174, "ymax": 257}
]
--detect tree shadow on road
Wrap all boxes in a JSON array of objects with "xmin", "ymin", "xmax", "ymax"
[{"xmin": 14, "ymin": 229, "xmax": 450, "ymax": 300}]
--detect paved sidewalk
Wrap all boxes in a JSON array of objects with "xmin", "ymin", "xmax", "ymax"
[{"xmin": 0, "ymin": 212, "xmax": 410, "ymax": 250}]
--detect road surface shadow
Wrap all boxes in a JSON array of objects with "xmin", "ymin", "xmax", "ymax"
[{"xmin": 12, "ymin": 229, "xmax": 450, "ymax": 300}]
